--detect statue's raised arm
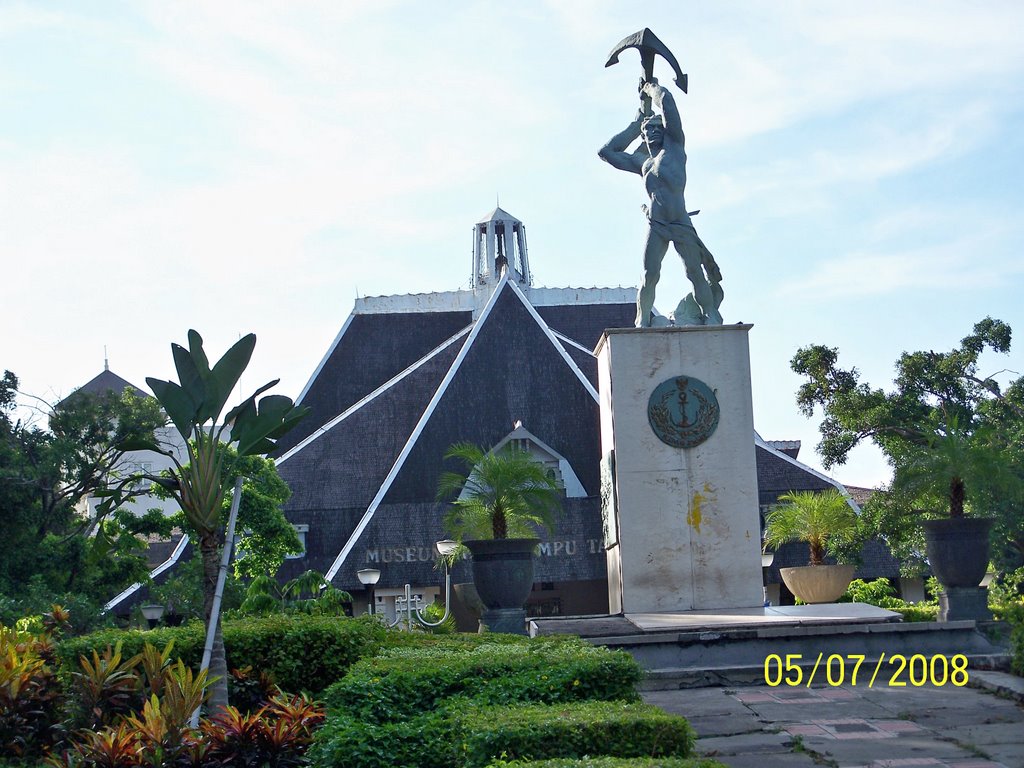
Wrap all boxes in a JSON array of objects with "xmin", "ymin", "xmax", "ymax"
[
  {"xmin": 598, "ymin": 107, "xmax": 650, "ymax": 175},
  {"xmin": 643, "ymin": 79, "xmax": 684, "ymax": 147}
]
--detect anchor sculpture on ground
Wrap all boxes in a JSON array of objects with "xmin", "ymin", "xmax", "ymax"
[{"xmin": 599, "ymin": 28, "xmax": 724, "ymax": 328}]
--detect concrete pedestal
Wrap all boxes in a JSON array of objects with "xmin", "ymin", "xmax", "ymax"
[
  {"xmin": 596, "ymin": 326, "xmax": 764, "ymax": 614},
  {"xmin": 480, "ymin": 608, "xmax": 528, "ymax": 635},
  {"xmin": 939, "ymin": 587, "xmax": 992, "ymax": 622}
]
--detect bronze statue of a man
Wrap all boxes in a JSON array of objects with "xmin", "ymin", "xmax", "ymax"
[{"xmin": 599, "ymin": 78, "xmax": 723, "ymax": 328}]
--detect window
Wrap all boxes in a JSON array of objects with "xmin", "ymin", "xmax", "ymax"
[{"xmin": 286, "ymin": 524, "xmax": 309, "ymax": 560}]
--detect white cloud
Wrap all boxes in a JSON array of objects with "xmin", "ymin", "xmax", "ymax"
[{"xmin": 783, "ymin": 235, "xmax": 1022, "ymax": 300}]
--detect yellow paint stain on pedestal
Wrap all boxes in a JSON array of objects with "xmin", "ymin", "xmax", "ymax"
[{"xmin": 687, "ymin": 482, "xmax": 714, "ymax": 533}]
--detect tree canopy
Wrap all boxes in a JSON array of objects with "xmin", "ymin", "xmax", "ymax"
[
  {"xmin": 0, "ymin": 370, "xmax": 168, "ymax": 627},
  {"xmin": 791, "ymin": 318, "xmax": 1024, "ymax": 572}
]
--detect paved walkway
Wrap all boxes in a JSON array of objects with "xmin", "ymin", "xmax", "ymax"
[{"xmin": 643, "ymin": 671, "xmax": 1024, "ymax": 768}]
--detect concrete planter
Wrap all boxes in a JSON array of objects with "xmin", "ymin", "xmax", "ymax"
[
  {"xmin": 779, "ymin": 564, "xmax": 856, "ymax": 604},
  {"xmin": 464, "ymin": 538, "xmax": 538, "ymax": 634},
  {"xmin": 453, "ymin": 582, "xmax": 485, "ymax": 618},
  {"xmin": 922, "ymin": 517, "xmax": 994, "ymax": 588}
]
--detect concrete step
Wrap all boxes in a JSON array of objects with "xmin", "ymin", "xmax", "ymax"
[
  {"xmin": 639, "ymin": 653, "xmax": 1013, "ymax": 691},
  {"xmin": 532, "ymin": 609, "xmax": 1012, "ymax": 690},
  {"xmin": 590, "ymin": 620, "xmax": 1008, "ymax": 674}
]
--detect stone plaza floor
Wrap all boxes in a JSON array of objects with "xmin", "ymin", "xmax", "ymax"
[{"xmin": 642, "ymin": 671, "xmax": 1024, "ymax": 768}]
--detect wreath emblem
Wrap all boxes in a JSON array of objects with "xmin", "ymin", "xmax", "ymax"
[{"xmin": 647, "ymin": 375, "xmax": 720, "ymax": 449}]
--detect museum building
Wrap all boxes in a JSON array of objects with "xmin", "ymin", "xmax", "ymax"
[{"xmin": 270, "ymin": 207, "xmax": 889, "ymax": 623}]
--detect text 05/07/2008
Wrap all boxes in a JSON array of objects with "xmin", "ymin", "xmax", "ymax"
[{"xmin": 763, "ymin": 653, "xmax": 969, "ymax": 688}]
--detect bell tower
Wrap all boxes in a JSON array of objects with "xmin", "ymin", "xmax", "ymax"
[{"xmin": 473, "ymin": 206, "xmax": 531, "ymax": 288}]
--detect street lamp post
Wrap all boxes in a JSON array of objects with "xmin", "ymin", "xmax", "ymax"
[
  {"xmin": 356, "ymin": 568, "xmax": 381, "ymax": 615},
  {"xmin": 140, "ymin": 603, "xmax": 165, "ymax": 630},
  {"xmin": 761, "ymin": 550, "xmax": 775, "ymax": 607},
  {"xmin": 359, "ymin": 539, "xmax": 459, "ymax": 630}
]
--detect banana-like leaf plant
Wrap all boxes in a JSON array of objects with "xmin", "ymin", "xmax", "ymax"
[{"xmin": 106, "ymin": 330, "xmax": 307, "ymax": 711}]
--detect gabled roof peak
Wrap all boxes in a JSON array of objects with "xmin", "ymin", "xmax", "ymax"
[
  {"xmin": 477, "ymin": 206, "xmax": 522, "ymax": 224},
  {"xmin": 59, "ymin": 369, "xmax": 149, "ymax": 407}
]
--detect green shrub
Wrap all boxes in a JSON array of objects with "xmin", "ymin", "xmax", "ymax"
[
  {"xmin": 892, "ymin": 604, "xmax": 939, "ymax": 622},
  {"xmin": 989, "ymin": 567, "xmax": 1024, "ymax": 621},
  {"xmin": 840, "ymin": 578, "xmax": 940, "ymax": 622},
  {"xmin": 57, "ymin": 614, "xmax": 386, "ymax": 693},
  {"xmin": 321, "ymin": 638, "xmax": 642, "ymax": 721},
  {"xmin": 501, "ymin": 761, "xmax": 722, "ymax": 768},
  {"xmin": 455, "ymin": 701, "xmax": 696, "ymax": 767},
  {"xmin": 1002, "ymin": 601, "xmax": 1024, "ymax": 677},
  {"xmin": 839, "ymin": 578, "xmax": 901, "ymax": 607},
  {"xmin": 309, "ymin": 711, "xmax": 453, "ymax": 768}
]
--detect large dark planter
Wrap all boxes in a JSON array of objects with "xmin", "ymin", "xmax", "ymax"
[
  {"xmin": 464, "ymin": 538, "xmax": 538, "ymax": 634},
  {"xmin": 922, "ymin": 517, "xmax": 994, "ymax": 588}
]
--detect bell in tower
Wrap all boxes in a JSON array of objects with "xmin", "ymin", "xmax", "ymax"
[{"xmin": 473, "ymin": 206, "xmax": 532, "ymax": 287}]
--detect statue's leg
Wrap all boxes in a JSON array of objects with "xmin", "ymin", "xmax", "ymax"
[
  {"xmin": 637, "ymin": 229, "xmax": 669, "ymax": 327},
  {"xmin": 673, "ymin": 237, "xmax": 723, "ymax": 325}
]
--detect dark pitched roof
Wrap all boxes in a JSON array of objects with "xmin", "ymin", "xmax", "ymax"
[
  {"xmin": 275, "ymin": 310, "xmax": 472, "ymax": 455},
  {"xmin": 278, "ymin": 276, "xmax": 603, "ymax": 586},
  {"xmin": 60, "ymin": 369, "xmax": 149, "ymax": 407},
  {"xmin": 755, "ymin": 443, "xmax": 836, "ymax": 506},
  {"xmin": 302, "ymin": 496, "xmax": 608, "ymax": 590},
  {"xmin": 844, "ymin": 485, "xmax": 876, "ymax": 507},
  {"xmin": 277, "ymin": 335, "xmax": 465, "ymax": 512},
  {"xmin": 535, "ymin": 303, "xmax": 635, "ymax": 352},
  {"xmin": 384, "ymin": 284, "xmax": 601, "ymax": 504}
]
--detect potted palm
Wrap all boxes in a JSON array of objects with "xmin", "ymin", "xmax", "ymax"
[
  {"xmin": 436, "ymin": 442, "xmax": 562, "ymax": 634},
  {"xmin": 763, "ymin": 488, "xmax": 859, "ymax": 604},
  {"xmin": 895, "ymin": 417, "xmax": 1006, "ymax": 589}
]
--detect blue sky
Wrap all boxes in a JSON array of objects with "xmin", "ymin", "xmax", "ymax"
[{"xmin": 4, "ymin": 1, "xmax": 1023, "ymax": 488}]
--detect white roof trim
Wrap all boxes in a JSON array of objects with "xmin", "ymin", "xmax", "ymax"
[
  {"xmin": 550, "ymin": 329, "xmax": 596, "ymax": 357},
  {"xmin": 324, "ymin": 272, "xmax": 513, "ymax": 582},
  {"xmin": 296, "ymin": 313, "xmax": 355, "ymax": 405},
  {"xmin": 102, "ymin": 534, "xmax": 190, "ymax": 613},
  {"xmin": 753, "ymin": 433, "xmax": 860, "ymax": 513},
  {"xmin": 277, "ymin": 325, "xmax": 472, "ymax": 465},
  {"xmin": 505, "ymin": 279, "xmax": 599, "ymax": 403}
]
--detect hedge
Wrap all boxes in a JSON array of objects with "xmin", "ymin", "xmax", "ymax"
[
  {"xmin": 321, "ymin": 638, "xmax": 643, "ymax": 721},
  {"xmin": 455, "ymin": 701, "xmax": 696, "ymax": 767},
  {"xmin": 308, "ymin": 701, "xmax": 696, "ymax": 768},
  {"xmin": 55, "ymin": 614, "xmax": 387, "ymax": 693},
  {"xmin": 309, "ymin": 711, "xmax": 453, "ymax": 768},
  {"xmin": 491, "ymin": 759, "xmax": 726, "ymax": 768}
]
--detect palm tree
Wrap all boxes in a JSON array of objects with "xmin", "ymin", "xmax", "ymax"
[
  {"xmin": 891, "ymin": 415, "xmax": 1010, "ymax": 519},
  {"xmin": 763, "ymin": 489, "xmax": 857, "ymax": 566},
  {"xmin": 437, "ymin": 442, "xmax": 562, "ymax": 541}
]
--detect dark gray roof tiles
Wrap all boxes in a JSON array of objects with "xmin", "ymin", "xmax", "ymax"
[
  {"xmin": 276, "ymin": 336, "xmax": 466, "ymax": 511},
  {"xmin": 59, "ymin": 369, "xmax": 149, "ymax": 406},
  {"xmin": 535, "ymin": 303, "xmax": 636, "ymax": 352},
  {"xmin": 755, "ymin": 444, "xmax": 835, "ymax": 505},
  {"xmin": 275, "ymin": 310, "xmax": 472, "ymax": 454}
]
